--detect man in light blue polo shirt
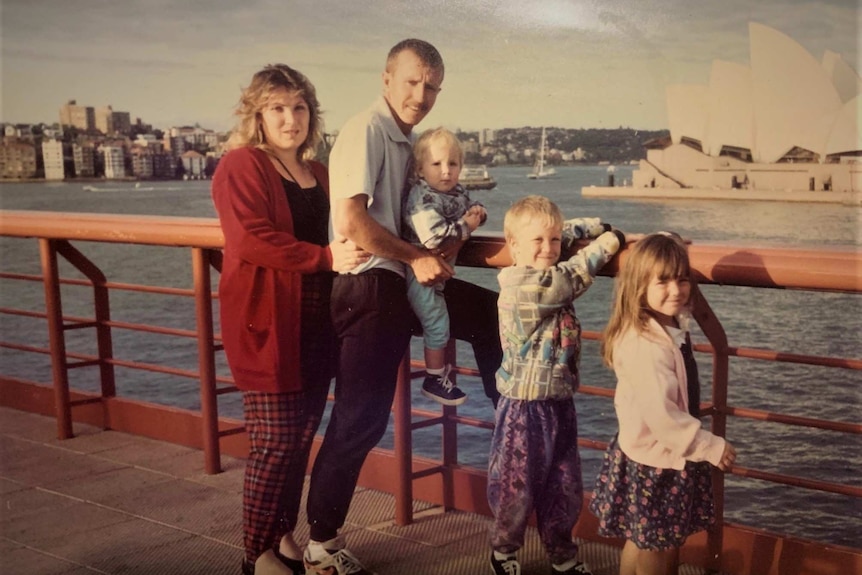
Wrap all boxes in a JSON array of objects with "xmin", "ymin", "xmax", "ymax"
[{"xmin": 303, "ymin": 39, "xmax": 453, "ymax": 575}]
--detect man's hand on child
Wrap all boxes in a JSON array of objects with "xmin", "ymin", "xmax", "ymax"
[{"xmin": 411, "ymin": 253, "xmax": 454, "ymax": 286}]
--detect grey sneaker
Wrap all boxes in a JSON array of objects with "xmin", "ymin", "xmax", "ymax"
[
  {"xmin": 303, "ymin": 546, "xmax": 372, "ymax": 575},
  {"xmin": 421, "ymin": 365, "xmax": 467, "ymax": 406},
  {"xmin": 490, "ymin": 552, "xmax": 521, "ymax": 575}
]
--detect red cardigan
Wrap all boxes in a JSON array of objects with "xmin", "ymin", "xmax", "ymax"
[{"xmin": 211, "ymin": 146, "xmax": 332, "ymax": 392}]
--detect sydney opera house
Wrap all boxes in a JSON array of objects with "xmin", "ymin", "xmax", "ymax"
[{"xmin": 631, "ymin": 22, "xmax": 861, "ymax": 196}]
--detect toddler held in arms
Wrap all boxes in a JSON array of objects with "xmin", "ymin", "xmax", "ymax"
[{"xmin": 402, "ymin": 127, "xmax": 487, "ymax": 406}]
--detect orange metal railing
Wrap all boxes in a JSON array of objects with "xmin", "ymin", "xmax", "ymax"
[{"xmin": 1, "ymin": 210, "xmax": 860, "ymax": 573}]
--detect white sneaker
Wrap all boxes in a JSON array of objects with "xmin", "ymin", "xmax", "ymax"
[{"xmin": 303, "ymin": 546, "xmax": 373, "ymax": 575}]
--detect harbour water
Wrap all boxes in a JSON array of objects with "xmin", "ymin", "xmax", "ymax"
[{"xmin": 0, "ymin": 165, "xmax": 859, "ymax": 548}]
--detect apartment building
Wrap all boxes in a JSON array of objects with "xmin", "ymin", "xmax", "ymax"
[
  {"xmin": 73, "ymin": 143, "xmax": 96, "ymax": 177},
  {"xmin": 59, "ymin": 100, "xmax": 95, "ymax": 132},
  {"xmin": 102, "ymin": 145, "xmax": 126, "ymax": 179},
  {"xmin": 180, "ymin": 150, "xmax": 206, "ymax": 178},
  {"xmin": 96, "ymin": 106, "xmax": 133, "ymax": 136},
  {"xmin": 42, "ymin": 139, "xmax": 66, "ymax": 180},
  {"xmin": 0, "ymin": 139, "xmax": 38, "ymax": 179}
]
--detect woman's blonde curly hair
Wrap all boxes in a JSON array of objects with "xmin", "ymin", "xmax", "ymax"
[{"xmin": 226, "ymin": 64, "xmax": 323, "ymax": 160}]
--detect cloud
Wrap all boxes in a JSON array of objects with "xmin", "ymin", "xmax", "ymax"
[
  {"xmin": 1, "ymin": 0, "xmax": 857, "ymax": 132},
  {"xmin": 3, "ymin": 48, "xmax": 195, "ymax": 70}
]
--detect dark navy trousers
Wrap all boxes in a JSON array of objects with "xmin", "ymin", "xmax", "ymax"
[{"xmin": 306, "ymin": 272, "xmax": 501, "ymax": 542}]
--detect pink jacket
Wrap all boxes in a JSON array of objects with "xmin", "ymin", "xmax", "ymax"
[{"xmin": 612, "ymin": 316, "xmax": 726, "ymax": 470}]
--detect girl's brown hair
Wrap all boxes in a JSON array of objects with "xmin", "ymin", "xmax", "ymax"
[
  {"xmin": 226, "ymin": 64, "xmax": 323, "ymax": 160},
  {"xmin": 601, "ymin": 233, "xmax": 692, "ymax": 367}
]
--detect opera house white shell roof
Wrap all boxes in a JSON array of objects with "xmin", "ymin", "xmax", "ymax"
[{"xmin": 666, "ymin": 22, "xmax": 861, "ymax": 164}]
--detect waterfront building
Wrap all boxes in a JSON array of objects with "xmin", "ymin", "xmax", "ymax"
[
  {"xmin": 134, "ymin": 134, "xmax": 159, "ymax": 146},
  {"xmin": 130, "ymin": 147, "xmax": 154, "ymax": 179},
  {"xmin": 493, "ymin": 152, "xmax": 510, "ymax": 165},
  {"xmin": 95, "ymin": 106, "xmax": 114, "ymax": 135},
  {"xmin": 180, "ymin": 149, "xmax": 206, "ymax": 178},
  {"xmin": 165, "ymin": 132, "xmax": 187, "ymax": 157},
  {"xmin": 153, "ymin": 153, "xmax": 177, "ymax": 179},
  {"xmin": 461, "ymin": 139, "xmax": 479, "ymax": 155},
  {"xmin": 112, "ymin": 110, "xmax": 131, "ymax": 136},
  {"xmin": 41, "ymin": 139, "xmax": 66, "ymax": 180},
  {"xmin": 634, "ymin": 23, "xmax": 861, "ymax": 193},
  {"xmin": 0, "ymin": 139, "xmax": 37, "ymax": 179},
  {"xmin": 95, "ymin": 106, "xmax": 133, "ymax": 136},
  {"xmin": 102, "ymin": 145, "xmax": 126, "ymax": 179},
  {"xmin": 59, "ymin": 100, "xmax": 95, "ymax": 133},
  {"xmin": 128, "ymin": 140, "xmax": 172, "ymax": 179},
  {"xmin": 479, "ymin": 128, "xmax": 496, "ymax": 146},
  {"xmin": 72, "ymin": 143, "xmax": 95, "ymax": 178},
  {"xmin": 168, "ymin": 126, "xmax": 215, "ymax": 154}
]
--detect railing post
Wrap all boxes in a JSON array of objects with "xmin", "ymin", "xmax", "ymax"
[
  {"xmin": 192, "ymin": 247, "xmax": 221, "ymax": 474},
  {"xmin": 39, "ymin": 238, "xmax": 73, "ymax": 439},
  {"xmin": 54, "ymin": 241, "xmax": 116, "ymax": 405},
  {"xmin": 691, "ymin": 285, "xmax": 729, "ymax": 573},
  {"xmin": 393, "ymin": 351, "xmax": 414, "ymax": 525},
  {"xmin": 441, "ymin": 339, "xmax": 459, "ymax": 511},
  {"xmin": 708, "ymin": 343, "xmax": 729, "ymax": 574}
]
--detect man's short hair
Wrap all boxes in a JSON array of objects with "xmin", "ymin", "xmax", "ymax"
[{"xmin": 386, "ymin": 39, "xmax": 444, "ymax": 74}]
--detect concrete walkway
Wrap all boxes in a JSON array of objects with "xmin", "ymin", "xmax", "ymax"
[{"xmin": 1, "ymin": 407, "xmax": 718, "ymax": 575}]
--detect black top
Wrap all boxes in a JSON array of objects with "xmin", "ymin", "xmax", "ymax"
[
  {"xmin": 680, "ymin": 338, "xmax": 701, "ymax": 418},
  {"xmin": 281, "ymin": 178, "xmax": 329, "ymax": 247}
]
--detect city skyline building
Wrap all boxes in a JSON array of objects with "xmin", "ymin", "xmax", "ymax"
[
  {"xmin": 59, "ymin": 100, "xmax": 94, "ymax": 133},
  {"xmin": 0, "ymin": 138, "xmax": 38, "ymax": 179},
  {"xmin": 41, "ymin": 139, "xmax": 66, "ymax": 180},
  {"xmin": 102, "ymin": 145, "xmax": 126, "ymax": 179}
]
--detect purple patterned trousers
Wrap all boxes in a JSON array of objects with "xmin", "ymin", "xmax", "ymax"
[{"xmin": 487, "ymin": 397, "xmax": 584, "ymax": 565}]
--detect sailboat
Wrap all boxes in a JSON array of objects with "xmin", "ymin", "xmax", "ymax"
[{"xmin": 527, "ymin": 127, "xmax": 557, "ymax": 179}]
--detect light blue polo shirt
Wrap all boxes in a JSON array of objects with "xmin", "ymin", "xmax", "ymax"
[{"xmin": 329, "ymin": 96, "xmax": 415, "ymax": 277}]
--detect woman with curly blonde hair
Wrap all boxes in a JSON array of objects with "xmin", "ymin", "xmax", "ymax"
[{"xmin": 212, "ymin": 63, "xmax": 368, "ymax": 575}]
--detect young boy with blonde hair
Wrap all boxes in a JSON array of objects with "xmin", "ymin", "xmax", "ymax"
[{"xmin": 487, "ymin": 195, "xmax": 626, "ymax": 575}]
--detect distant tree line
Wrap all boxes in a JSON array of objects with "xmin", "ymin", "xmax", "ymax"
[{"xmin": 465, "ymin": 126, "xmax": 670, "ymax": 164}]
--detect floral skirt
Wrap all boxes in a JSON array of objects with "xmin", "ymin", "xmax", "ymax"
[{"xmin": 589, "ymin": 435, "xmax": 715, "ymax": 550}]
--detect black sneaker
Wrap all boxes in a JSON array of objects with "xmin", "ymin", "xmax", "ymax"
[
  {"xmin": 550, "ymin": 560, "xmax": 594, "ymax": 575},
  {"xmin": 421, "ymin": 365, "xmax": 467, "ymax": 406},
  {"xmin": 490, "ymin": 552, "xmax": 521, "ymax": 575}
]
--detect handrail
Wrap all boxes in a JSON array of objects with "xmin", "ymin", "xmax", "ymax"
[
  {"xmin": 1, "ymin": 209, "xmax": 860, "ymax": 574},
  {"xmin": 3, "ymin": 210, "xmax": 860, "ymax": 291}
]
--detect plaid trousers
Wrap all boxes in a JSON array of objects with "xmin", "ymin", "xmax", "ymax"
[{"xmin": 242, "ymin": 386, "xmax": 328, "ymax": 563}]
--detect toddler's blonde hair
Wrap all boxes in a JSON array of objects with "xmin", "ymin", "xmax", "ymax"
[{"xmin": 412, "ymin": 127, "xmax": 464, "ymax": 177}]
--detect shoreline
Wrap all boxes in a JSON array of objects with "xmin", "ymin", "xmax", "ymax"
[{"xmin": 582, "ymin": 185, "xmax": 862, "ymax": 206}]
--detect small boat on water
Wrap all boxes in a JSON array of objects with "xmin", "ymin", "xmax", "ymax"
[
  {"xmin": 83, "ymin": 182, "xmax": 156, "ymax": 192},
  {"xmin": 527, "ymin": 126, "xmax": 557, "ymax": 179},
  {"xmin": 460, "ymin": 165, "xmax": 497, "ymax": 190}
]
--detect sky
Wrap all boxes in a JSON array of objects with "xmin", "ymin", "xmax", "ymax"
[{"xmin": 1, "ymin": 0, "xmax": 858, "ymax": 134}]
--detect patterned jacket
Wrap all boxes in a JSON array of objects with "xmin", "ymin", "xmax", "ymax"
[
  {"xmin": 496, "ymin": 219, "xmax": 621, "ymax": 401},
  {"xmin": 402, "ymin": 180, "xmax": 484, "ymax": 252}
]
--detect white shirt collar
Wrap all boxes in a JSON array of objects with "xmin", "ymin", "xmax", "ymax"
[{"xmin": 664, "ymin": 324, "xmax": 687, "ymax": 347}]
